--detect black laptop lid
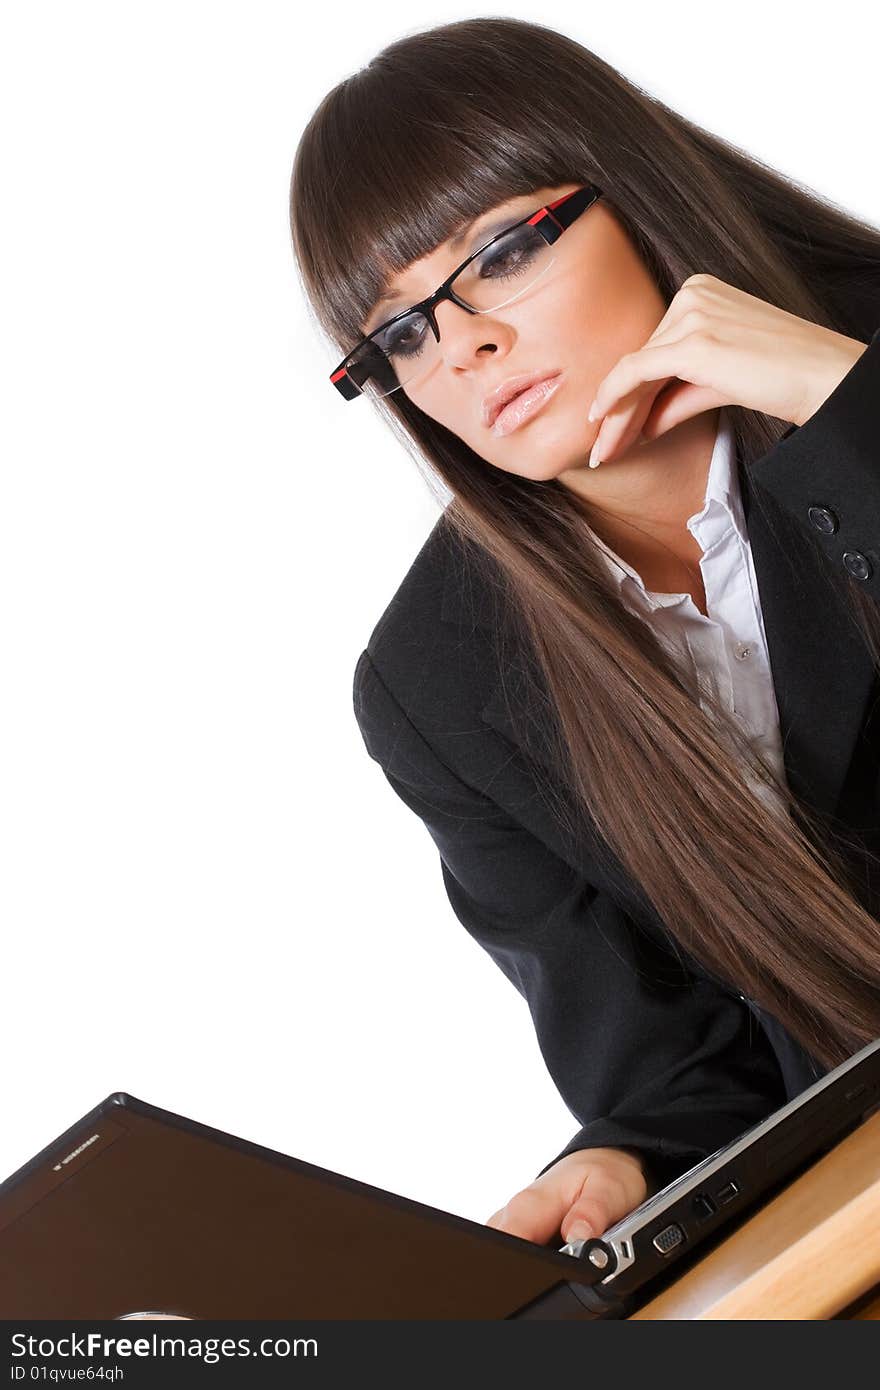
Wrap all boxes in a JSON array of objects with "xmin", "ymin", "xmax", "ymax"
[{"xmin": 0, "ymin": 1093, "xmax": 604, "ymax": 1319}]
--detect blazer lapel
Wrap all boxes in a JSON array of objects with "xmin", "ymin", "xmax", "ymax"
[{"xmin": 441, "ymin": 459, "xmax": 877, "ymax": 827}]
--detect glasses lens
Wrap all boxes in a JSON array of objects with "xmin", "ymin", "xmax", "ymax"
[
  {"xmin": 348, "ymin": 223, "xmax": 556, "ymax": 399},
  {"xmin": 453, "ymin": 223, "xmax": 556, "ymax": 314},
  {"xmin": 367, "ymin": 308, "xmax": 437, "ymax": 399}
]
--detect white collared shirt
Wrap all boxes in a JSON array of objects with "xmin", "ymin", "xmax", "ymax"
[{"xmin": 582, "ymin": 407, "xmax": 790, "ymax": 821}]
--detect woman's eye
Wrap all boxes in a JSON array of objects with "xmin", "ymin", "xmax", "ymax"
[
  {"xmin": 478, "ymin": 234, "xmax": 537, "ymax": 281},
  {"xmin": 379, "ymin": 315, "xmax": 428, "ymax": 359}
]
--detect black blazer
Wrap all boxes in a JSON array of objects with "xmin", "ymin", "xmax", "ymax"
[{"xmin": 352, "ymin": 325, "xmax": 880, "ymax": 1194}]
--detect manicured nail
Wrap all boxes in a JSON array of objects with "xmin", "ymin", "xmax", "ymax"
[
  {"xmin": 589, "ymin": 441, "xmax": 602, "ymax": 469},
  {"xmin": 567, "ymin": 1220, "xmax": 594, "ymax": 1243},
  {"xmin": 587, "ymin": 399, "xmax": 599, "ymax": 421}
]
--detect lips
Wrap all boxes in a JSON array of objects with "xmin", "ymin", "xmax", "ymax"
[
  {"xmin": 490, "ymin": 374, "xmax": 563, "ymax": 437},
  {"xmin": 483, "ymin": 370, "xmax": 560, "ymax": 429}
]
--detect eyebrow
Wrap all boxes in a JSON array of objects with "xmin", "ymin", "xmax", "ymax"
[{"xmin": 367, "ymin": 206, "xmax": 527, "ymax": 320}]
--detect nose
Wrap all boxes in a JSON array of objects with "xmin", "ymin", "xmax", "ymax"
[{"xmin": 433, "ymin": 298, "xmax": 507, "ymax": 367}]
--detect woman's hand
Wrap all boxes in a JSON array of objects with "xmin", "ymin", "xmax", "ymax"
[
  {"xmin": 586, "ymin": 274, "xmax": 869, "ymax": 468},
  {"xmin": 484, "ymin": 1145, "xmax": 650, "ymax": 1246}
]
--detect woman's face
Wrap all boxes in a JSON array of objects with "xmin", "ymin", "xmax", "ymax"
[{"xmin": 360, "ymin": 181, "xmax": 669, "ymax": 483}]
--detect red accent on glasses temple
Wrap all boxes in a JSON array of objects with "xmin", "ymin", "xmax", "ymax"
[
  {"xmin": 528, "ymin": 207, "xmax": 563, "ymax": 232},
  {"xmin": 331, "ymin": 367, "xmax": 348, "ymax": 382}
]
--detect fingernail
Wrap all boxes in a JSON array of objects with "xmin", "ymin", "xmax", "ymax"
[
  {"xmin": 567, "ymin": 1220, "xmax": 594, "ymax": 1243},
  {"xmin": 588, "ymin": 442, "xmax": 602, "ymax": 469},
  {"xmin": 587, "ymin": 398, "xmax": 599, "ymax": 421}
]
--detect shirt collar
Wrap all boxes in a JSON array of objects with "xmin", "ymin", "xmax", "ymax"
[{"xmin": 583, "ymin": 406, "xmax": 747, "ymax": 602}]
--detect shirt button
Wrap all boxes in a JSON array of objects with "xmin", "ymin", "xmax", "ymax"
[
  {"xmin": 843, "ymin": 550, "xmax": 873, "ymax": 582},
  {"xmin": 807, "ymin": 505, "xmax": 839, "ymax": 535},
  {"xmin": 733, "ymin": 641, "xmax": 753, "ymax": 661}
]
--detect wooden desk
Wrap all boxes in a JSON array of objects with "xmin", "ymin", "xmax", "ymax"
[{"xmin": 628, "ymin": 1109, "xmax": 880, "ymax": 1318}]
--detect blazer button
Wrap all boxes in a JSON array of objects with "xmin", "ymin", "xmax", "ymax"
[
  {"xmin": 807, "ymin": 505, "xmax": 839, "ymax": 535},
  {"xmin": 843, "ymin": 550, "xmax": 873, "ymax": 581}
]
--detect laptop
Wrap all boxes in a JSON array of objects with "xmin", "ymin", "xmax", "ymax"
[{"xmin": 2, "ymin": 1036, "xmax": 878, "ymax": 1320}]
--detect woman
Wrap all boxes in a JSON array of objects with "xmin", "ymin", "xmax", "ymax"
[{"xmin": 288, "ymin": 17, "xmax": 880, "ymax": 1250}]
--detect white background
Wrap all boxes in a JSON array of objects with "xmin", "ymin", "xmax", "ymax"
[{"xmin": 1, "ymin": 1, "xmax": 878, "ymax": 1227}]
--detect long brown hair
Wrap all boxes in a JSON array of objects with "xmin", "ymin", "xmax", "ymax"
[{"xmin": 288, "ymin": 17, "xmax": 880, "ymax": 1069}]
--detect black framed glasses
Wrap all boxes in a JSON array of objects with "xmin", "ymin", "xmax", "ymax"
[{"xmin": 329, "ymin": 184, "xmax": 603, "ymax": 401}]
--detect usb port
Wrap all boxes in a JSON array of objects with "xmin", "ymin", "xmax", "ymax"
[{"xmin": 715, "ymin": 1180, "xmax": 739, "ymax": 1206}]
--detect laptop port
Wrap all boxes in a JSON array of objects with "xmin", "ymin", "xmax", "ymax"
[
  {"xmin": 691, "ymin": 1193, "xmax": 716, "ymax": 1221},
  {"xmin": 652, "ymin": 1223, "xmax": 685, "ymax": 1255},
  {"xmin": 715, "ymin": 1180, "xmax": 739, "ymax": 1206}
]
